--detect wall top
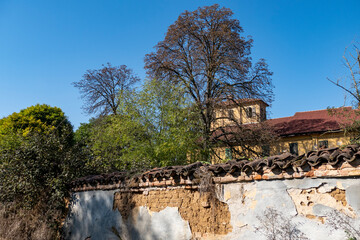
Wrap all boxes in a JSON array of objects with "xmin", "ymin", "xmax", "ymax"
[{"xmin": 70, "ymin": 144, "xmax": 360, "ymax": 192}]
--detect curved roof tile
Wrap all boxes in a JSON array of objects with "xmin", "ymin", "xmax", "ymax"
[{"xmin": 70, "ymin": 144, "xmax": 360, "ymax": 189}]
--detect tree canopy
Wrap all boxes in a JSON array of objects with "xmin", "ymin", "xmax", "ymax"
[
  {"xmin": 75, "ymin": 78, "xmax": 200, "ymax": 172},
  {"xmin": 0, "ymin": 104, "xmax": 72, "ymax": 137},
  {"xmin": 145, "ymin": 4, "xmax": 274, "ymax": 159},
  {"xmin": 73, "ymin": 63, "xmax": 140, "ymax": 116},
  {"xmin": 0, "ymin": 104, "xmax": 88, "ymax": 214}
]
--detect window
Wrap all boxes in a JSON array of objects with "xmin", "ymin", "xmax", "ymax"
[
  {"xmin": 211, "ymin": 111, "xmax": 216, "ymax": 121},
  {"xmin": 260, "ymin": 107, "xmax": 266, "ymax": 121},
  {"xmin": 289, "ymin": 142, "xmax": 298, "ymax": 155},
  {"xmin": 262, "ymin": 145, "xmax": 270, "ymax": 156},
  {"xmin": 225, "ymin": 148, "xmax": 232, "ymax": 160},
  {"xmin": 246, "ymin": 107, "xmax": 253, "ymax": 118},
  {"xmin": 318, "ymin": 140, "xmax": 328, "ymax": 149},
  {"xmin": 228, "ymin": 109, "xmax": 234, "ymax": 120}
]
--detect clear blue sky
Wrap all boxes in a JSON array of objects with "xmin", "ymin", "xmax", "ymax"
[{"xmin": 1, "ymin": 0, "xmax": 359, "ymax": 129}]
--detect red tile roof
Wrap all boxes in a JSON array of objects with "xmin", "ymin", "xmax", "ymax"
[{"xmin": 267, "ymin": 107, "xmax": 359, "ymax": 136}]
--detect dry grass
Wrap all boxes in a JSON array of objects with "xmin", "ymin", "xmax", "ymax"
[{"xmin": 0, "ymin": 203, "xmax": 60, "ymax": 240}]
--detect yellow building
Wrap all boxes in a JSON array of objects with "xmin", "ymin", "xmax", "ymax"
[
  {"xmin": 267, "ymin": 108, "xmax": 355, "ymax": 156},
  {"xmin": 211, "ymin": 99, "xmax": 268, "ymax": 129},
  {"xmin": 212, "ymin": 99, "xmax": 357, "ymax": 162}
]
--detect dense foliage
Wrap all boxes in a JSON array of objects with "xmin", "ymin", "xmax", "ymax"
[
  {"xmin": 0, "ymin": 131, "xmax": 86, "ymax": 210},
  {"xmin": 0, "ymin": 105, "xmax": 90, "ymax": 238},
  {"xmin": 0, "ymin": 104, "xmax": 73, "ymax": 139},
  {"xmin": 75, "ymin": 79, "xmax": 201, "ymax": 172}
]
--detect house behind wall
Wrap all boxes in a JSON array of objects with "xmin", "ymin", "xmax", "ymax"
[
  {"xmin": 268, "ymin": 108, "xmax": 357, "ymax": 156},
  {"xmin": 212, "ymin": 99, "xmax": 358, "ymax": 162}
]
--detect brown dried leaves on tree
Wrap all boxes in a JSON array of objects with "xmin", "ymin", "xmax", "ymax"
[
  {"xmin": 145, "ymin": 4, "xmax": 274, "ymax": 158},
  {"xmin": 73, "ymin": 63, "xmax": 140, "ymax": 116}
]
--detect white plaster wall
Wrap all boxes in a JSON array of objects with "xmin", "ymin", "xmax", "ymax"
[
  {"xmin": 64, "ymin": 178, "xmax": 360, "ymax": 240},
  {"xmin": 63, "ymin": 190, "xmax": 192, "ymax": 240},
  {"xmin": 63, "ymin": 190, "xmax": 124, "ymax": 240},
  {"xmin": 221, "ymin": 178, "xmax": 360, "ymax": 240}
]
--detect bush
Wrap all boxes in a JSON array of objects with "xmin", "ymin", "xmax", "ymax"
[{"xmin": 0, "ymin": 105, "xmax": 91, "ymax": 239}]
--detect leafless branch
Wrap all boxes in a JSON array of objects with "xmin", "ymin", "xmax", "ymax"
[{"xmin": 73, "ymin": 63, "xmax": 140, "ymax": 116}]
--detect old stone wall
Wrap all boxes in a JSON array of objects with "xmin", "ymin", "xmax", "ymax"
[{"xmin": 64, "ymin": 146, "xmax": 360, "ymax": 240}]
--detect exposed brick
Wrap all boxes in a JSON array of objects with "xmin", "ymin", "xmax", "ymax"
[
  {"xmin": 262, "ymin": 174, "xmax": 269, "ymax": 180},
  {"xmin": 339, "ymin": 169, "xmax": 350, "ymax": 176},
  {"xmin": 219, "ymin": 175, "xmax": 237, "ymax": 183},
  {"xmin": 305, "ymin": 170, "xmax": 315, "ymax": 178},
  {"xmin": 317, "ymin": 164, "xmax": 327, "ymax": 171},
  {"xmin": 253, "ymin": 174, "xmax": 262, "ymax": 180},
  {"xmin": 348, "ymin": 169, "xmax": 360, "ymax": 176}
]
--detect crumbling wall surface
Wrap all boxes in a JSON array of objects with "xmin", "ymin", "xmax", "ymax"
[
  {"xmin": 64, "ymin": 178, "xmax": 360, "ymax": 240},
  {"xmin": 63, "ymin": 189, "xmax": 193, "ymax": 240},
  {"xmin": 113, "ymin": 188, "xmax": 232, "ymax": 239},
  {"xmin": 65, "ymin": 146, "xmax": 360, "ymax": 239},
  {"xmin": 221, "ymin": 178, "xmax": 360, "ymax": 240}
]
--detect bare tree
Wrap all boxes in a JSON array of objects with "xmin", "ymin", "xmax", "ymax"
[
  {"xmin": 327, "ymin": 209, "xmax": 360, "ymax": 240},
  {"xmin": 211, "ymin": 121, "xmax": 278, "ymax": 159},
  {"xmin": 145, "ymin": 5, "xmax": 273, "ymax": 159},
  {"xmin": 255, "ymin": 208, "xmax": 309, "ymax": 240},
  {"xmin": 328, "ymin": 44, "xmax": 360, "ymax": 108},
  {"xmin": 73, "ymin": 63, "xmax": 140, "ymax": 116}
]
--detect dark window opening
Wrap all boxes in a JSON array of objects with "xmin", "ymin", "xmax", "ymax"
[
  {"xmin": 260, "ymin": 107, "xmax": 266, "ymax": 121},
  {"xmin": 262, "ymin": 145, "xmax": 270, "ymax": 156},
  {"xmin": 228, "ymin": 109, "xmax": 234, "ymax": 120},
  {"xmin": 289, "ymin": 142, "xmax": 298, "ymax": 155},
  {"xmin": 246, "ymin": 107, "xmax": 253, "ymax": 118},
  {"xmin": 225, "ymin": 148, "xmax": 232, "ymax": 160},
  {"xmin": 319, "ymin": 140, "xmax": 328, "ymax": 149},
  {"xmin": 212, "ymin": 111, "xmax": 216, "ymax": 121}
]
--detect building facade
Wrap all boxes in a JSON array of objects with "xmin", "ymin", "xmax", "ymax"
[{"xmin": 212, "ymin": 99, "xmax": 357, "ymax": 162}]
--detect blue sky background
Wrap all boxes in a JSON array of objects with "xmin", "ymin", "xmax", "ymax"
[{"xmin": 0, "ymin": 0, "xmax": 359, "ymax": 129}]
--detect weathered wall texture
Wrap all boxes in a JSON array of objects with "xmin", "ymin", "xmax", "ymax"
[
  {"xmin": 113, "ymin": 188, "xmax": 231, "ymax": 237},
  {"xmin": 64, "ymin": 177, "xmax": 360, "ymax": 240},
  {"xmin": 221, "ymin": 178, "xmax": 360, "ymax": 240},
  {"xmin": 63, "ymin": 190, "xmax": 193, "ymax": 240},
  {"xmin": 64, "ymin": 146, "xmax": 360, "ymax": 240}
]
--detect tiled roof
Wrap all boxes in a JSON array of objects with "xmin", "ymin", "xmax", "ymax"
[
  {"xmin": 215, "ymin": 98, "xmax": 269, "ymax": 108},
  {"xmin": 70, "ymin": 144, "xmax": 360, "ymax": 190},
  {"xmin": 209, "ymin": 124, "xmax": 271, "ymax": 143},
  {"xmin": 267, "ymin": 107, "xmax": 358, "ymax": 136}
]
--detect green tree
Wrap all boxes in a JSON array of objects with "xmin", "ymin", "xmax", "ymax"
[
  {"xmin": 0, "ymin": 104, "xmax": 73, "ymax": 145},
  {"xmin": 136, "ymin": 78, "xmax": 200, "ymax": 167},
  {"xmin": 76, "ymin": 79, "xmax": 200, "ymax": 172},
  {"xmin": 0, "ymin": 105, "xmax": 89, "ymax": 237}
]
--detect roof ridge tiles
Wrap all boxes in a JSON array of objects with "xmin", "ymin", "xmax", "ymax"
[{"xmin": 70, "ymin": 144, "xmax": 360, "ymax": 190}]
